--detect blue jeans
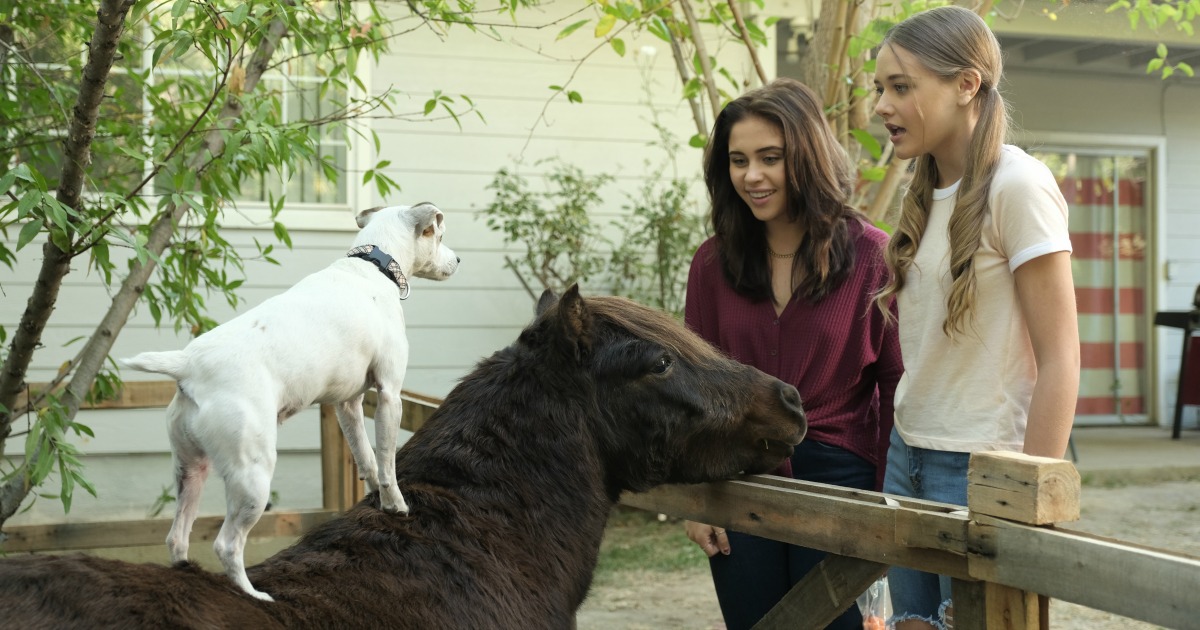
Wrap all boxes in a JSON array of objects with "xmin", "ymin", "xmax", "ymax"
[
  {"xmin": 881, "ymin": 427, "xmax": 971, "ymax": 626},
  {"xmin": 709, "ymin": 439, "xmax": 876, "ymax": 630}
]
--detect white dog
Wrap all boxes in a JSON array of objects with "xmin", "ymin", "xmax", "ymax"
[{"xmin": 121, "ymin": 203, "xmax": 459, "ymax": 601}]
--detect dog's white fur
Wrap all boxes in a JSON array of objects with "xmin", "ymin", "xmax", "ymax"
[{"xmin": 121, "ymin": 203, "xmax": 459, "ymax": 601}]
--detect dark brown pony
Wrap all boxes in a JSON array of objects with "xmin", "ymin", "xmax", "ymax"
[{"xmin": 0, "ymin": 287, "xmax": 806, "ymax": 629}]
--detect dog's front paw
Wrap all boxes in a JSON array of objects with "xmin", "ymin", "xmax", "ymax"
[{"xmin": 379, "ymin": 486, "xmax": 409, "ymax": 515}]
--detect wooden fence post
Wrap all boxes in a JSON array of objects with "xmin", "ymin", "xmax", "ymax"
[
  {"xmin": 320, "ymin": 403, "xmax": 363, "ymax": 511},
  {"xmin": 963, "ymin": 451, "xmax": 1081, "ymax": 629}
]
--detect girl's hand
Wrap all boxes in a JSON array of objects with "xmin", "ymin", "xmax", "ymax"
[{"xmin": 684, "ymin": 520, "xmax": 732, "ymax": 557}]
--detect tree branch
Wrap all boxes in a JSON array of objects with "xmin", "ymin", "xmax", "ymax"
[
  {"xmin": 677, "ymin": 0, "xmax": 720, "ymax": 121},
  {"xmin": 726, "ymin": 0, "xmax": 767, "ymax": 85}
]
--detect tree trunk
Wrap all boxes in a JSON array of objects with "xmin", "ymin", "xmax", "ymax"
[
  {"xmin": 0, "ymin": 0, "xmax": 135, "ymax": 452},
  {"xmin": 0, "ymin": 7, "xmax": 290, "ymax": 527}
]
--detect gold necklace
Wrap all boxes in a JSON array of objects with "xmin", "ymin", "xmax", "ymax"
[{"xmin": 768, "ymin": 246, "xmax": 797, "ymax": 259}]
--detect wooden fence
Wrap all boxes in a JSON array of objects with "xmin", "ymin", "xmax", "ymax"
[
  {"xmin": 4, "ymin": 384, "xmax": 1199, "ymax": 630},
  {"xmin": 2, "ymin": 381, "xmax": 437, "ymax": 553}
]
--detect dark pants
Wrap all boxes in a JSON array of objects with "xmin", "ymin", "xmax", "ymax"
[{"xmin": 709, "ymin": 439, "xmax": 876, "ymax": 630}]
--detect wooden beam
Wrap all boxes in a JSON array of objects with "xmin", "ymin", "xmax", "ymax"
[
  {"xmin": 1074, "ymin": 43, "xmax": 1134, "ymax": 65},
  {"xmin": 622, "ymin": 477, "xmax": 971, "ymax": 579},
  {"xmin": 1, "ymin": 509, "xmax": 337, "ymax": 553},
  {"xmin": 968, "ymin": 514, "xmax": 1200, "ymax": 629},
  {"xmin": 753, "ymin": 555, "xmax": 888, "ymax": 630},
  {"xmin": 985, "ymin": 582, "xmax": 1039, "ymax": 629},
  {"xmin": 951, "ymin": 578, "xmax": 987, "ymax": 629},
  {"xmin": 320, "ymin": 403, "xmax": 363, "ymax": 512},
  {"xmin": 18, "ymin": 380, "xmax": 179, "ymax": 410},
  {"xmin": 1019, "ymin": 40, "xmax": 1088, "ymax": 61},
  {"xmin": 967, "ymin": 452, "xmax": 1080, "ymax": 525}
]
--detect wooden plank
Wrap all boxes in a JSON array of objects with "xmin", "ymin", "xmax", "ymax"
[
  {"xmin": 747, "ymin": 475, "xmax": 967, "ymax": 515},
  {"xmin": 968, "ymin": 514, "xmax": 1200, "ymax": 629},
  {"xmin": 952, "ymin": 578, "xmax": 987, "ymax": 630},
  {"xmin": 895, "ymin": 507, "xmax": 969, "ymax": 554},
  {"xmin": 967, "ymin": 452, "xmax": 1080, "ymax": 525},
  {"xmin": 320, "ymin": 403, "xmax": 362, "ymax": 512},
  {"xmin": 753, "ymin": 555, "xmax": 888, "ymax": 630},
  {"xmin": 622, "ymin": 478, "xmax": 971, "ymax": 579},
  {"xmin": 18, "ymin": 380, "xmax": 179, "ymax": 410},
  {"xmin": 25, "ymin": 382, "xmax": 443, "ymax": 419},
  {"xmin": 1, "ymin": 509, "xmax": 337, "ymax": 553},
  {"xmin": 361, "ymin": 391, "xmax": 442, "ymax": 432},
  {"xmin": 984, "ymin": 582, "xmax": 1038, "ymax": 629}
]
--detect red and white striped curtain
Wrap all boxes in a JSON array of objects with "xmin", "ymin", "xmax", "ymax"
[{"xmin": 1053, "ymin": 153, "xmax": 1150, "ymax": 421}]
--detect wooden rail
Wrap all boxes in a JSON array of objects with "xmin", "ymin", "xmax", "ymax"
[
  {"xmin": 622, "ymin": 455, "xmax": 1200, "ymax": 630},
  {"xmin": 3, "ymin": 381, "xmax": 441, "ymax": 552}
]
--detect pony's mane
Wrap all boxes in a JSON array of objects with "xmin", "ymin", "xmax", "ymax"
[{"xmin": 586, "ymin": 296, "xmax": 724, "ymax": 368}]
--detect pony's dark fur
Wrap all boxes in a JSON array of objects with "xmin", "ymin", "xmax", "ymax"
[{"xmin": 0, "ymin": 287, "xmax": 806, "ymax": 629}]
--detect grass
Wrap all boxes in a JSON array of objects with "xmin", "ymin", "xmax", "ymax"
[{"xmin": 593, "ymin": 508, "xmax": 709, "ymax": 584}]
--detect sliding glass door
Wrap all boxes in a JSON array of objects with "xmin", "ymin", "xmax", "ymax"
[{"xmin": 1028, "ymin": 148, "xmax": 1153, "ymax": 425}]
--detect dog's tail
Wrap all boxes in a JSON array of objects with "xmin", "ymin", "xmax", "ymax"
[{"xmin": 120, "ymin": 351, "xmax": 188, "ymax": 380}]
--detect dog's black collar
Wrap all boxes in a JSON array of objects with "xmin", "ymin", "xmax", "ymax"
[{"xmin": 347, "ymin": 245, "xmax": 410, "ymax": 299}]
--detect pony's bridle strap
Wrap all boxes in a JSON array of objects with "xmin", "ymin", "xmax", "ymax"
[{"xmin": 347, "ymin": 245, "xmax": 410, "ymax": 299}]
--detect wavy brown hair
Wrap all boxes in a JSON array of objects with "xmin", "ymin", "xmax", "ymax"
[
  {"xmin": 703, "ymin": 78, "xmax": 863, "ymax": 303},
  {"xmin": 872, "ymin": 6, "xmax": 1010, "ymax": 337}
]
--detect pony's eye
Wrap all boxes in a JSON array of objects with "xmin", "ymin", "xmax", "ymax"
[{"xmin": 650, "ymin": 354, "xmax": 672, "ymax": 375}]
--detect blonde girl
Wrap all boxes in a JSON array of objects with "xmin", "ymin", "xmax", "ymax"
[{"xmin": 872, "ymin": 6, "xmax": 1080, "ymax": 628}]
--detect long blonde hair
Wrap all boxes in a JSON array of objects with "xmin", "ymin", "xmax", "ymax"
[{"xmin": 874, "ymin": 6, "xmax": 1010, "ymax": 337}]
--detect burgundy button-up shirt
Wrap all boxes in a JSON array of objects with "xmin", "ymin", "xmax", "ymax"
[{"xmin": 684, "ymin": 220, "xmax": 902, "ymax": 488}]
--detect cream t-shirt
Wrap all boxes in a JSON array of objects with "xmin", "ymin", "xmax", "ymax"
[{"xmin": 894, "ymin": 145, "xmax": 1072, "ymax": 452}]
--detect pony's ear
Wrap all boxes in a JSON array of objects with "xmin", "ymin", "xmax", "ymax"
[
  {"xmin": 554, "ymin": 284, "xmax": 592, "ymax": 364},
  {"xmin": 536, "ymin": 288, "xmax": 558, "ymax": 317},
  {"xmin": 355, "ymin": 206, "xmax": 385, "ymax": 229}
]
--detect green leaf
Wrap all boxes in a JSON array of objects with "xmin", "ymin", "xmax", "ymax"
[
  {"xmin": 595, "ymin": 14, "xmax": 617, "ymax": 38},
  {"xmin": 17, "ymin": 219, "xmax": 43, "ymax": 250},
  {"xmin": 860, "ymin": 166, "xmax": 887, "ymax": 182},
  {"xmin": 1157, "ymin": 43, "xmax": 1168, "ymax": 57},
  {"xmin": 1146, "ymin": 57, "xmax": 1164, "ymax": 73},
  {"xmin": 228, "ymin": 3, "xmax": 250, "ymax": 26},
  {"xmin": 567, "ymin": 90, "xmax": 583, "ymax": 104},
  {"xmin": 557, "ymin": 19, "xmax": 589, "ymax": 40},
  {"xmin": 688, "ymin": 134, "xmax": 707, "ymax": 148},
  {"xmin": 1178, "ymin": 61, "xmax": 1195, "ymax": 77},
  {"xmin": 424, "ymin": 98, "xmax": 437, "ymax": 115},
  {"xmin": 850, "ymin": 129, "xmax": 883, "ymax": 160},
  {"xmin": 646, "ymin": 16, "xmax": 671, "ymax": 42},
  {"xmin": 610, "ymin": 38, "xmax": 626, "ymax": 57},
  {"xmin": 273, "ymin": 222, "xmax": 293, "ymax": 248},
  {"xmin": 171, "ymin": 0, "xmax": 189, "ymax": 19}
]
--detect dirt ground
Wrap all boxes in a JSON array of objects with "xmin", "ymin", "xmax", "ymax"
[{"xmin": 576, "ymin": 479, "xmax": 1200, "ymax": 630}]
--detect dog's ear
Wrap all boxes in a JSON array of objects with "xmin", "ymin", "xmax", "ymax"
[
  {"xmin": 355, "ymin": 206, "xmax": 385, "ymax": 229},
  {"xmin": 535, "ymin": 288, "xmax": 558, "ymax": 317},
  {"xmin": 412, "ymin": 202, "xmax": 443, "ymax": 238}
]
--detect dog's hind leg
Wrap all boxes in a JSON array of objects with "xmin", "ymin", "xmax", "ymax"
[
  {"xmin": 372, "ymin": 387, "xmax": 408, "ymax": 514},
  {"xmin": 213, "ymin": 458, "xmax": 276, "ymax": 602},
  {"xmin": 166, "ymin": 453, "xmax": 209, "ymax": 563},
  {"xmin": 164, "ymin": 393, "xmax": 208, "ymax": 564},
  {"xmin": 335, "ymin": 395, "xmax": 382, "ymax": 496}
]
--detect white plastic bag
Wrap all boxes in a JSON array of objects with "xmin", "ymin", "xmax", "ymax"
[{"xmin": 856, "ymin": 576, "xmax": 892, "ymax": 630}]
